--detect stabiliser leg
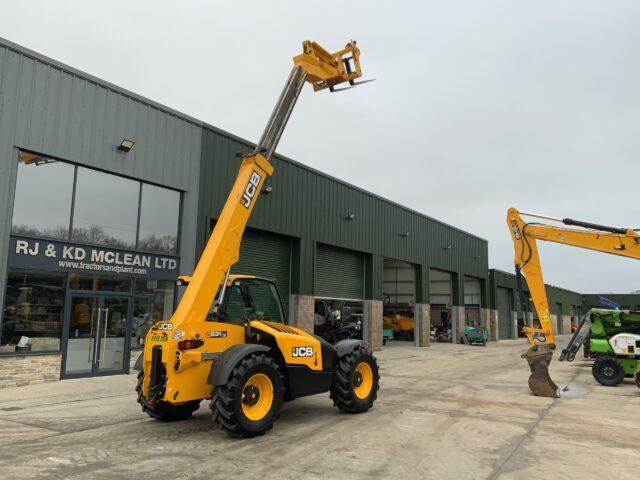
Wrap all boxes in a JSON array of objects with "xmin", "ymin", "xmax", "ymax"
[{"xmin": 522, "ymin": 345, "xmax": 559, "ymax": 398}]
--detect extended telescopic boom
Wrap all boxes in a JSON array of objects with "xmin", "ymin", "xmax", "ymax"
[{"xmin": 171, "ymin": 41, "xmax": 368, "ymax": 336}]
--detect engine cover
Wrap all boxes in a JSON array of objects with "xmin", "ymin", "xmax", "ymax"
[{"xmin": 609, "ymin": 333, "xmax": 640, "ymax": 356}]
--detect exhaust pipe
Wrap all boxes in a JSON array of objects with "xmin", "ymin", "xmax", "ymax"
[{"xmin": 522, "ymin": 345, "xmax": 559, "ymax": 398}]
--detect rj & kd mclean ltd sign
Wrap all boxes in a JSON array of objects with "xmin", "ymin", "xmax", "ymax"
[{"xmin": 9, "ymin": 236, "xmax": 179, "ymax": 280}]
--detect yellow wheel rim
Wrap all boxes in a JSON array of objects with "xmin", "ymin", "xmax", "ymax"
[
  {"xmin": 241, "ymin": 373, "xmax": 274, "ymax": 421},
  {"xmin": 353, "ymin": 361, "xmax": 374, "ymax": 399}
]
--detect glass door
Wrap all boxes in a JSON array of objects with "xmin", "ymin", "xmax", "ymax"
[
  {"xmin": 96, "ymin": 297, "xmax": 128, "ymax": 374},
  {"xmin": 63, "ymin": 295, "xmax": 129, "ymax": 378},
  {"xmin": 64, "ymin": 295, "xmax": 100, "ymax": 376}
]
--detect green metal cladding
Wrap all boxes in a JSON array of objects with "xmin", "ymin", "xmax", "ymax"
[{"xmin": 197, "ymin": 127, "xmax": 489, "ymax": 303}]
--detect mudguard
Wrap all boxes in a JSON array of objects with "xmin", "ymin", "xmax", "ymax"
[
  {"xmin": 133, "ymin": 352, "xmax": 144, "ymax": 371},
  {"xmin": 335, "ymin": 339, "xmax": 366, "ymax": 358},
  {"xmin": 207, "ymin": 344, "xmax": 271, "ymax": 386}
]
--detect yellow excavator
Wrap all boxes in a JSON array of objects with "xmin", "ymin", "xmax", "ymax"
[
  {"xmin": 507, "ymin": 207, "xmax": 640, "ymax": 397},
  {"xmin": 134, "ymin": 40, "xmax": 379, "ymax": 437}
]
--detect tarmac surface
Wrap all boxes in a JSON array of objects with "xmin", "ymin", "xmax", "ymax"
[{"xmin": 1, "ymin": 336, "xmax": 639, "ymax": 480}]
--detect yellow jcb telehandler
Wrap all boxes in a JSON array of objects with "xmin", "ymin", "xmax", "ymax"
[{"xmin": 133, "ymin": 40, "xmax": 379, "ymax": 438}]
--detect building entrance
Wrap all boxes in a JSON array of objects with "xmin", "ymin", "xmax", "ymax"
[{"xmin": 62, "ymin": 293, "xmax": 131, "ymax": 378}]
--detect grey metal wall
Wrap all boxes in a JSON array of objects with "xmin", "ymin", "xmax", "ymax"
[{"xmin": 0, "ymin": 37, "xmax": 202, "ymax": 311}]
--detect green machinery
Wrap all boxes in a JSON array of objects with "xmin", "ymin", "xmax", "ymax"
[
  {"xmin": 561, "ymin": 308, "xmax": 640, "ymax": 388},
  {"xmin": 462, "ymin": 325, "xmax": 488, "ymax": 346}
]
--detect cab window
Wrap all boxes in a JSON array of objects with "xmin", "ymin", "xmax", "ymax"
[
  {"xmin": 221, "ymin": 284, "xmax": 247, "ymax": 324},
  {"xmin": 220, "ymin": 280, "xmax": 285, "ymax": 324},
  {"xmin": 244, "ymin": 281, "xmax": 285, "ymax": 324}
]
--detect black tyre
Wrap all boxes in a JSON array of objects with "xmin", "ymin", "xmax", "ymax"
[
  {"xmin": 210, "ymin": 353, "xmax": 283, "ymax": 438},
  {"xmin": 136, "ymin": 371, "xmax": 200, "ymax": 421},
  {"xmin": 635, "ymin": 368, "xmax": 640, "ymax": 390},
  {"xmin": 482, "ymin": 340, "xmax": 487, "ymax": 346},
  {"xmin": 583, "ymin": 342, "xmax": 591, "ymax": 359},
  {"xmin": 592, "ymin": 356, "xmax": 625, "ymax": 386},
  {"xmin": 330, "ymin": 348, "xmax": 379, "ymax": 413}
]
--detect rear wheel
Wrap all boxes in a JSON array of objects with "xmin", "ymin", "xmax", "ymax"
[
  {"xmin": 135, "ymin": 371, "xmax": 200, "ymax": 421},
  {"xmin": 635, "ymin": 368, "xmax": 640, "ymax": 390},
  {"xmin": 330, "ymin": 348, "xmax": 379, "ymax": 413},
  {"xmin": 592, "ymin": 356, "xmax": 625, "ymax": 386},
  {"xmin": 210, "ymin": 353, "xmax": 283, "ymax": 438}
]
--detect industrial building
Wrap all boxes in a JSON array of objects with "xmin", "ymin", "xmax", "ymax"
[
  {"xmin": 0, "ymin": 37, "xmax": 489, "ymax": 387},
  {"xmin": 0, "ymin": 37, "xmax": 632, "ymax": 388}
]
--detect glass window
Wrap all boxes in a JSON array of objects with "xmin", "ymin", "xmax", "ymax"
[
  {"xmin": 68, "ymin": 274, "xmax": 132, "ymax": 293},
  {"xmin": 131, "ymin": 279, "xmax": 175, "ymax": 348},
  {"xmin": 221, "ymin": 285, "xmax": 248, "ymax": 324},
  {"xmin": 244, "ymin": 281, "xmax": 284, "ymax": 323},
  {"xmin": 221, "ymin": 280, "xmax": 284, "ymax": 324},
  {"xmin": 11, "ymin": 152, "xmax": 74, "ymax": 239},
  {"xmin": 72, "ymin": 167, "xmax": 139, "ymax": 248},
  {"xmin": 138, "ymin": 184, "xmax": 180, "ymax": 254},
  {"xmin": 1, "ymin": 269, "xmax": 66, "ymax": 353}
]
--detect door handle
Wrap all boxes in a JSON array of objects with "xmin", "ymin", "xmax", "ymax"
[
  {"xmin": 88, "ymin": 307, "xmax": 97, "ymax": 363},
  {"xmin": 99, "ymin": 308, "xmax": 109, "ymax": 363}
]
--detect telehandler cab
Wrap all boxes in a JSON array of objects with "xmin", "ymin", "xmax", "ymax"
[{"xmin": 134, "ymin": 40, "xmax": 379, "ymax": 438}]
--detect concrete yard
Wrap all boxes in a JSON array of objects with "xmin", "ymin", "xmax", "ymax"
[{"xmin": 1, "ymin": 337, "xmax": 639, "ymax": 480}]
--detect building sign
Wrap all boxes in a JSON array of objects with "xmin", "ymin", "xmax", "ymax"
[{"xmin": 8, "ymin": 235, "xmax": 179, "ymax": 280}]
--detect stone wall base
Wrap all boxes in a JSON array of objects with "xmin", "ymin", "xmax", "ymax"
[
  {"xmin": 511, "ymin": 311, "xmax": 519, "ymax": 339},
  {"xmin": 452, "ymin": 306, "xmax": 465, "ymax": 343},
  {"xmin": 364, "ymin": 300, "xmax": 383, "ymax": 351},
  {"xmin": 416, "ymin": 303, "xmax": 430, "ymax": 347},
  {"xmin": 0, "ymin": 354, "xmax": 61, "ymax": 388},
  {"xmin": 290, "ymin": 294, "xmax": 315, "ymax": 333},
  {"xmin": 489, "ymin": 309, "xmax": 499, "ymax": 341}
]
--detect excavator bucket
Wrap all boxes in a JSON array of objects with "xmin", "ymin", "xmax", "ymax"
[{"xmin": 522, "ymin": 346, "xmax": 559, "ymax": 398}]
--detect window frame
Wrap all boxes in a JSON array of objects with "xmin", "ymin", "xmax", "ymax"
[
  {"xmin": 220, "ymin": 278, "xmax": 287, "ymax": 325},
  {"xmin": 12, "ymin": 149, "xmax": 183, "ymax": 255}
]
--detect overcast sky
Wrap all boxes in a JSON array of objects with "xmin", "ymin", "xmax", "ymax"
[{"xmin": 2, "ymin": 1, "xmax": 639, "ymax": 293}]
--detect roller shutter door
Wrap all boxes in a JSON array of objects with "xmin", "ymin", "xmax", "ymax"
[
  {"xmin": 231, "ymin": 228, "xmax": 291, "ymax": 317},
  {"xmin": 497, "ymin": 287, "xmax": 512, "ymax": 339},
  {"xmin": 315, "ymin": 243, "xmax": 364, "ymax": 300}
]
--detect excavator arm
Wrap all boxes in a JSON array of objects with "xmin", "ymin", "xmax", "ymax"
[{"xmin": 507, "ymin": 207, "xmax": 640, "ymax": 397}]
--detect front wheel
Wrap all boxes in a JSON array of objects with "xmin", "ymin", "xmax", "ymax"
[
  {"xmin": 330, "ymin": 348, "xmax": 379, "ymax": 413},
  {"xmin": 210, "ymin": 353, "xmax": 283, "ymax": 438},
  {"xmin": 136, "ymin": 371, "xmax": 200, "ymax": 421},
  {"xmin": 592, "ymin": 356, "xmax": 625, "ymax": 386}
]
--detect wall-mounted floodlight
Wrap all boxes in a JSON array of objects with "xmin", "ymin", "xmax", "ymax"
[
  {"xmin": 346, "ymin": 213, "xmax": 356, "ymax": 220},
  {"xmin": 400, "ymin": 231, "xmax": 410, "ymax": 238},
  {"xmin": 442, "ymin": 244, "xmax": 453, "ymax": 250},
  {"xmin": 117, "ymin": 138, "xmax": 135, "ymax": 152},
  {"xmin": 472, "ymin": 255, "xmax": 481, "ymax": 259}
]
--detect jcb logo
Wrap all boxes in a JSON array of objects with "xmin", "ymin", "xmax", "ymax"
[
  {"xmin": 511, "ymin": 221, "xmax": 521, "ymax": 240},
  {"xmin": 156, "ymin": 323, "xmax": 173, "ymax": 331},
  {"xmin": 241, "ymin": 172, "xmax": 262, "ymax": 209},
  {"xmin": 292, "ymin": 346, "xmax": 313, "ymax": 358}
]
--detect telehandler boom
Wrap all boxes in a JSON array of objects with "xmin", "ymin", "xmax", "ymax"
[
  {"xmin": 507, "ymin": 207, "xmax": 640, "ymax": 397},
  {"xmin": 134, "ymin": 40, "xmax": 379, "ymax": 438}
]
